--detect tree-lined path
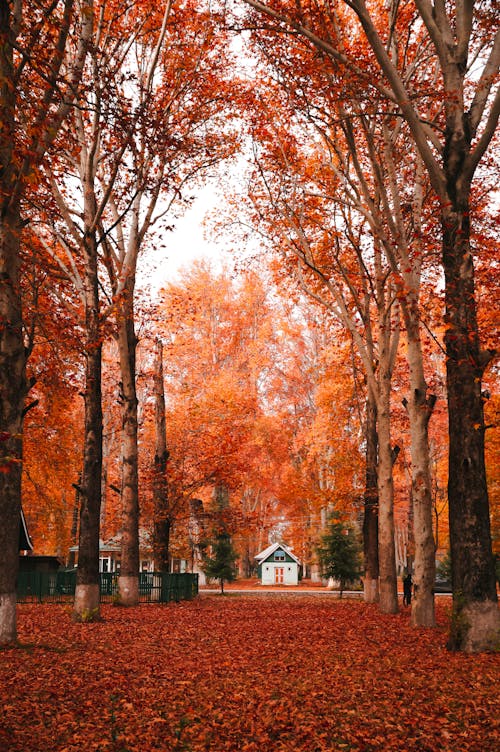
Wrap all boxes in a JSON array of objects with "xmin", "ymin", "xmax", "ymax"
[{"xmin": 1, "ymin": 0, "xmax": 498, "ymax": 656}]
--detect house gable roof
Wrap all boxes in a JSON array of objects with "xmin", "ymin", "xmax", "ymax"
[{"xmin": 254, "ymin": 541, "xmax": 301, "ymax": 565}]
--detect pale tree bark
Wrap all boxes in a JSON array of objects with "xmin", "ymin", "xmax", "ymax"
[
  {"xmin": 116, "ymin": 280, "xmax": 139, "ymax": 605},
  {"xmin": 373, "ymin": 260, "xmax": 400, "ymax": 614},
  {"xmin": 361, "ymin": 0, "xmax": 499, "ymax": 649},
  {"xmin": 403, "ymin": 321, "xmax": 437, "ymax": 627},
  {"xmin": 0, "ymin": 0, "xmax": 92, "ymax": 642},
  {"xmin": 244, "ymin": 26, "xmax": 435, "ymax": 618},
  {"xmin": 43, "ymin": 100, "xmax": 105, "ymax": 620},
  {"xmin": 380, "ymin": 141, "xmax": 437, "ymax": 626}
]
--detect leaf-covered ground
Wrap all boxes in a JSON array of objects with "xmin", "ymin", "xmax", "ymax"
[{"xmin": 1, "ymin": 596, "xmax": 498, "ymax": 751}]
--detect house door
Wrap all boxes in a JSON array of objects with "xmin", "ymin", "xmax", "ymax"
[{"xmin": 275, "ymin": 567, "xmax": 284, "ymax": 584}]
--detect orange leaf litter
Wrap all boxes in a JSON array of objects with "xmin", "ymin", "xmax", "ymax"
[{"xmin": 1, "ymin": 596, "xmax": 498, "ymax": 751}]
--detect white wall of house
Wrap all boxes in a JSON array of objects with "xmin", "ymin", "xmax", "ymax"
[
  {"xmin": 261, "ymin": 561, "xmax": 299, "ymax": 586},
  {"xmin": 99, "ymin": 555, "xmax": 119, "ymax": 573}
]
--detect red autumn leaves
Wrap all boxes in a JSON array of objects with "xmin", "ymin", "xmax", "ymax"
[{"xmin": 1, "ymin": 596, "xmax": 498, "ymax": 751}]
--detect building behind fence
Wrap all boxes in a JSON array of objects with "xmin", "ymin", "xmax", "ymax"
[{"xmin": 17, "ymin": 570, "xmax": 198, "ymax": 604}]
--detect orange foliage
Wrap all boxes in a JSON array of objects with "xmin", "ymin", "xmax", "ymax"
[
  {"xmin": 21, "ymin": 233, "xmax": 85, "ymax": 556},
  {"xmin": 134, "ymin": 263, "xmax": 365, "ymax": 568},
  {"xmin": 23, "ymin": 390, "xmax": 83, "ymax": 558}
]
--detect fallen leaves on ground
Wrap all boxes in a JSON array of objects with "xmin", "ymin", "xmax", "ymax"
[{"xmin": 1, "ymin": 597, "xmax": 498, "ymax": 751}]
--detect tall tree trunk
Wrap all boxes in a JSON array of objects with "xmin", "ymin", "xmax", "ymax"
[
  {"xmin": 152, "ymin": 338, "xmax": 170, "ymax": 572},
  {"xmin": 100, "ymin": 414, "xmax": 115, "ymax": 539},
  {"xmin": 74, "ymin": 247, "xmax": 103, "ymax": 621},
  {"xmin": 0, "ymin": 0, "xmax": 24, "ymax": 643},
  {"xmin": 117, "ymin": 290, "xmax": 139, "ymax": 605},
  {"xmin": 403, "ymin": 318, "xmax": 436, "ymax": 627},
  {"xmin": 376, "ymin": 375, "xmax": 398, "ymax": 614},
  {"xmin": 0, "ymin": 204, "xmax": 25, "ymax": 643},
  {"xmin": 442, "ymin": 195, "xmax": 498, "ymax": 651},
  {"xmin": 373, "ymin": 249, "xmax": 399, "ymax": 615},
  {"xmin": 363, "ymin": 394, "xmax": 379, "ymax": 603}
]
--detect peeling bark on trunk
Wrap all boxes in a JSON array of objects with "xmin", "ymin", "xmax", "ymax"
[
  {"xmin": 403, "ymin": 317, "xmax": 436, "ymax": 628},
  {"xmin": 377, "ymin": 377, "xmax": 398, "ymax": 614},
  {"xmin": 152, "ymin": 338, "xmax": 170, "ymax": 572},
  {"xmin": 117, "ymin": 288, "xmax": 139, "ymax": 606},
  {"xmin": 363, "ymin": 395, "xmax": 379, "ymax": 603},
  {"xmin": 74, "ymin": 247, "xmax": 103, "ymax": 622}
]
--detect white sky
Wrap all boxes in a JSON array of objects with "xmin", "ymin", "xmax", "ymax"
[{"xmin": 138, "ymin": 183, "xmax": 232, "ymax": 295}]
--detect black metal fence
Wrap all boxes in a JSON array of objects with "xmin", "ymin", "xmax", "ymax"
[{"xmin": 17, "ymin": 570, "xmax": 198, "ymax": 604}]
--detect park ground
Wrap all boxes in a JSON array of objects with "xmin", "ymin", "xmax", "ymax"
[{"xmin": 0, "ymin": 595, "xmax": 498, "ymax": 752}]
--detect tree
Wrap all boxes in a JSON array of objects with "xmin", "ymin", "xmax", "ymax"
[
  {"xmin": 0, "ymin": 0, "xmax": 92, "ymax": 643},
  {"xmin": 244, "ymin": 112, "xmax": 402, "ymax": 613},
  {"xmin": 239, "ymin": 10, "xmax": 447, "ymax": 624},
  {"xmin": 362, "ymin": 393, "xmax": 379, "ymax": 603},
  {"xmin": 317, "ymin": 517, "xmax": 362, "ymax": 598},
  {"xmin": 38, "ymin": 0, "xmax": 240, "ymax": 611},
  {"xmin": 152, "ymin": 338, "xmax": 170, "ymax": 572},
  {"xmin": 243, "ymin": 0, "xmax": 499, "ymax": 651},
  {"xmin": 202, "ymin": 529, "xmax": 238, "ymax": 594}
]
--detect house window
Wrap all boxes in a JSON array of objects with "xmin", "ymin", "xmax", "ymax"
[{"xmin": 274, "ymin": 551, "xmax": 285, "ymax": 561}]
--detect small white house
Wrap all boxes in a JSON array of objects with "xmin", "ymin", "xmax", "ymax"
[{"xmin": 255, "ymin": 542, "xmax": 301, "ymax": 586}]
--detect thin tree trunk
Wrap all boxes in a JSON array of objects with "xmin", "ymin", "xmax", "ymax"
[
  {"xmin": 373, "ymin": 245, "xmax": 399, "ymax": 615},
  {"xmin": 67, "ymin": 479, "xmax": 81, "ymax": 568},
  {"xmin": 117, "ymin": 290, "xmax": 139, "ymax": 606},
  {"xmin": 152, "ymin": 338, "xmax": 170, "ymax": 572},
  {"xmin": 74, "ymin": 246, "xmax": 103, "ymax": 621},
  {"xmin": 376, "ymin": 375, "xmax": 398, "ymax": 614},
  {"xmin": 404, "ymin": 319, "xmax": 436, "ymax": 627},
  {"xmin": 363, "ymin": 394, "xmax": 379, "ymax": 603},
  {"xmin": 442, "ymin": 197, "xmax": 498, "ymax": 651}
]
